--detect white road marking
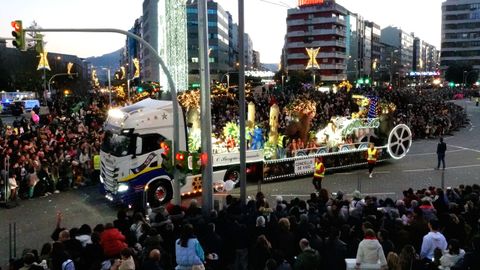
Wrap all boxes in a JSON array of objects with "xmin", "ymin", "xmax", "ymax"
[
  {"xmin": 337, "ymin": 170, "xmax": 390, "ymax": 175},
  {"xmin": 271, "ymin": 192, "xmax": 396, "ymax": 198},
  {"xmin": 403, "ymin": 163, "xmax": 480, "ymax": 173},
  {"xmin": 407, "ymin": 149, "xmax": 464, "ymax": 157},
  {"xmin": 449, "ymin": 144, "xmax": 480, "ymax": 153}
]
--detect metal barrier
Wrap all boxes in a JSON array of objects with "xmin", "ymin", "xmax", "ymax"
[{"xmin": 263, "ymin": 146, "xmax": 388, "ymax": 182}]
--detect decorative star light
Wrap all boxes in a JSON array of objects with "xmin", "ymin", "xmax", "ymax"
[{"xmin": 305, "ymin": 47, "xmax": 320, "ymax": 70}]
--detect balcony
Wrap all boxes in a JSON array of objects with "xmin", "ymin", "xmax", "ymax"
[
  {"xmin": 320, "ymin": 52, "xmax": 346, "ymax": 58},
  {"xmin": 287, "ymin": 28, "xmax": 346, "ymax": 37},
  {"xmin": 287, "ymin": 53, "xmax": 308, "ymax": 59},
  {"xmin": 287, "ymin": 40, "xmax": 346, "ymax": 48},
  {"xmin": 319, "ymin": 63, "xmax": 347, "ymax": 70}
]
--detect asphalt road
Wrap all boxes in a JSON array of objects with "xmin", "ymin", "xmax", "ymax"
[{"xmin": 0, "ymin": 100, "xmax": 479, "ymax": 267}]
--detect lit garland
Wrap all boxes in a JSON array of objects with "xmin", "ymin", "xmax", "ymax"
[
  {"xmin": 284, "ymin": 98, "xmax": 317, "ymax": 119},
  {"xmin": 178, "ymin": 90, "xmax": 200, "ymax": 110}
]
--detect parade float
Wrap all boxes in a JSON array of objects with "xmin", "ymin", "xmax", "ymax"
[{"xmin": 100, "ymin": 82, "xmax": 412, "ymax": 207}]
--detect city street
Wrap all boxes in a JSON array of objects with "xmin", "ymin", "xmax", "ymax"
[{"xmin": 0, "ymin": 99, "xmax": 478, "ymax": 266}]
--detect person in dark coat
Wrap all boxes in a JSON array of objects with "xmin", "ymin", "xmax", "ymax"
[
  {"xmin": 141, "ymin": 249, "xmax": 164, "ymax": 270},
  {"xmin": 436, "ymin": 137, "xmax": 447, "ymax": 170},
  {"xmin": 275, "ymin": 218, "xmax": 296, "ymax": 265},
  {"xmin": 294, "ymin": 239, "xmax": 321, "ymax": 270},
  {"xmin": 250, "ymin": 235, "xmax": 273, "ymax": 270},
  {"xmin": 322, "ymin": 228, "xmax": 347, "ymax": 270}
]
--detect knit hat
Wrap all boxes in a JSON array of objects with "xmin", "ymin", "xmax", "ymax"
[
  {"xmin": 256, "ymin": 216, "xmax": 266, "ymax": 227},
  {"xmin": 352, "ymin": 190, "xmax": 362, "ymax": 199}
]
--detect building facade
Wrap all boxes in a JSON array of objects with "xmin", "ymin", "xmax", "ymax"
[
  {"xmin": 441, "ymin": 0, "xmax": 480, "ymax": 70},
  {"xmin": 141, "ymin": 0, "xmax": 159, "ymax": 82},
  {"xmin": 283, "ymin": 0, "xmax": 348, "ymax": 82},
  {"xmin": 413, "ymin": 38, "xmax": 439, "ymax": 72},
  {"xmin": 244, "ymin": 33, "xmax": 254, "ymax": 69},
  {"xmin": 186, "ymin": 0, "xmax": 230, "ymax": 80},
  {"xmin": 380, "ymin": 26, "xmax": 414, "ymax": 76}
]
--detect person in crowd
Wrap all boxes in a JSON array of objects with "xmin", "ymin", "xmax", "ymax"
[
  {"xmin": 293, "ymin": 238, "xmax": 321, "ymax": 270},
  {"xmin": 100, "ymin": 223, "xmax": 128, "ymax": 259},
  {"xmin": 312, "ymin": 156, "xmax": 325, "ymax": 193},
  {"xmin": 436, "ymin": 137, "xmax": 447, "ymax": 170},
  {"xmin": 141, "ymin": 249, "xmax": 163, "ymax": 270},
  {"xmin": 110, "ymin": 248, "xmax": 136, "ymax": 270},
  {"xmin": 439, "ymin": 239, "xmax": 465, "ymax": 270},
  {"xmin": 420, "ymin": 219, "xmax": 448, "ymax": 261},
  {"xmin": 175, "ymin": 224, "xmax": 205, "ymax": 270},
  {"xmin": 355, "ymin": 229, "xmax": 387, "ymax": 269},
  {"xmin": 387, "ymin": 252, "xmax": 401, "ymax": 270},
  {"xmin": 366, "ymin": 143, "xmax": 378, "ymax": 178},
  {"xmin": 250, "ymin": 235, "xmax": 273, "ymax": 270}
]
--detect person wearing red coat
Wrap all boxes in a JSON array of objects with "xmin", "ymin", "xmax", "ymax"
[{"xmin": 100, "ymin": 222, "xmax": 128, "ymax": 258}]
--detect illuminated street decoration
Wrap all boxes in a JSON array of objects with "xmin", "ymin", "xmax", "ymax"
[
  {"xmin": 120, "ymin": 66, "xmax": 126, "ymax": 80},
  {"xmin": 305, "ymin": 47, "xmax": 320, "ymax": 69},
  {"xmin": 158, "ymin": 0, "xmax": 188, "ymax": 92},
  {"xmin": 298, "ymin": 0, "xmax": 324, "ymax": 7},
  {"xmin": 67, "ymin": 62, "xmax": 73, "ymax": 75},
  {"xmin": 37, "ymin": 51, "xmax": 51, "ymax": 71},
  {"xmin": 133, "ymin": 58, "xmax": 140, "ymax": 79}
]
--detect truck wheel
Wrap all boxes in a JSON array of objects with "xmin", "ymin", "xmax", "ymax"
[{"xmin": 147, "ymin": 180, "xmax": 173, "ymax": 208}]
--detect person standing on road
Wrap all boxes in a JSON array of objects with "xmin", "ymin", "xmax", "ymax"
[
  {"xmin": 366, "ymin": 143, "xmax": 378, "ymax": 178},
  {"xmin": 313, "ymin": 156, "xmax": 325, "ymax": 192},
  {"xmin": 436, "ymin": 137, "xmax": 447, "ymax": 170}
]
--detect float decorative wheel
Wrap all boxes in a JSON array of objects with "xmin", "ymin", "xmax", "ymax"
[
  {"xmin": 387, "ymin": 124, "xmax": 412, "ymax": 159},
  {"xmin": 192, "ymin": 176, "xmax": 202, "ymax": 191}
]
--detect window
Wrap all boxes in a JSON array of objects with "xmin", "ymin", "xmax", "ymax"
[{"xmin": 140, "ymin": 134, "xmax": 167, "ymax": 155}]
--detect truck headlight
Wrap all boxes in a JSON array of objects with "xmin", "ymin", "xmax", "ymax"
[{"xmin": 118, "ymin": 183, "xmax": 129, "ymax": 192}]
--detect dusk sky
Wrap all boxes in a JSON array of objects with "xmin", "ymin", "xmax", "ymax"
[{"xmin": 0, "ymin": 0, "xmax": 443, "ymax": 64}]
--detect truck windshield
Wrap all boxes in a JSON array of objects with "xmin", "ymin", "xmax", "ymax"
[{"xmin": 101, "ymin": 131, "xmax": 132, "ymax": 157}]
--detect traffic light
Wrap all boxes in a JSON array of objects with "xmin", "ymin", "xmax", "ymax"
[
  {"xmin": 175, "ymin": 151, "xmax": 189, "ymax": 173},
  {"xmin": 188, "ymin": 153, "xmax": 201, "ymax": 174},
  {"xmin": 160, "ymin": 140, "xmax": 173, "ymax": 173},
  {"xmin": 137, "ymin": 87, "xmax": 143, "ymax": 93},
  {"xmin": 34, "ymin": 33, "xmax": 44, "ymax": 53},
  {"xmin": 365, "ymin": 78, "xmax": 370, "ymax": 84},
  {"xmin": 11, "ymin": 20, "xmax": 25, "ymax": 51},
  {"xmin": 449, "ymin": 82, "xmax": 455, "ymax": 88}
]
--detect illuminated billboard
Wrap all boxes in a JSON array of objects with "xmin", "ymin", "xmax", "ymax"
[{"xmin": 298, "ymin": 0, "xmax": 324, "ymax": 7}]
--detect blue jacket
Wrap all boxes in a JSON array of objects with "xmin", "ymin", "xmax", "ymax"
[{"xmin": 175, "ymin": 238, "xmax": 204, "ymax": 268}]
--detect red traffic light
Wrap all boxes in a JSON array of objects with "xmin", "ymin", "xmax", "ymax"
[
  {"xmin": 11, "ymin": 21, "xmax": 20, "ymax": 31},
  {"xmin": 160, "ymin": 142, "xmax": 170, "ymax": 155},
  {"xmin": 200, "ymin": 152, "xmax": 208, "ymax": 166},
  {"xmin": 175, "ymin": 153, "xmax": 185, "ymax": 161}
]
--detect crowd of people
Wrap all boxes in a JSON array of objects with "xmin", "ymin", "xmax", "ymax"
[
  {"xmin": 8, "ymin": 182, "xmax": 480, "ymax": 270},
  {"xmin": 0, "ymin": 97, "xmax": 106, "ymax": 202},
  {"xmin": 0, "ymin": 86, "xmax": 476, "ymax": 270}
]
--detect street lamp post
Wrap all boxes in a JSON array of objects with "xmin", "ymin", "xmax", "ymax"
[
  {"xmin": 103, "ymin": 68, "xmax": 111, "ymax": 106},
  {"xmin": 281, "ymin": 74, "xmax": 285, "ymax": 91},
  {"xmin": 463, "ymin": 71, "xmax": 468, "ymax": 87}
]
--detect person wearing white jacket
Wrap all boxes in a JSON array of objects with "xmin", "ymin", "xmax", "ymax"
[
  {"xmin": 420, "ymin": 219, "xmax": 448, "ymax": 260},
  {"xmin": 355, "ymin": 229, "xmax": 388, "ymax": 270},
  {"xmin": 439, "ymin": 239, "xmax": 465, "ymax": 270}
]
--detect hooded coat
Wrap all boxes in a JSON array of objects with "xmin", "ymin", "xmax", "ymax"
[{"xmin": 355, "ymin": 238, "xmax": 387, "ymax": 266}]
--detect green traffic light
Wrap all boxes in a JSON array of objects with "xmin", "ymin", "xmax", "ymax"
[{"xmin": 365, "ymin": 79, "xmax": 370, "ymax": 84}]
